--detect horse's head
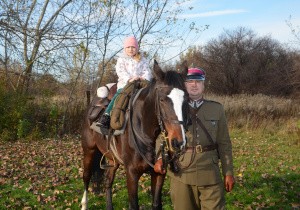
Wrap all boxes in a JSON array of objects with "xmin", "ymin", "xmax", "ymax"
[{"xmin": 153, "ymin": 60, "xmax": 189, "ymax": 156}]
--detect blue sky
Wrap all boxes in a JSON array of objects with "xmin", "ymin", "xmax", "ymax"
[{"xmin": 179, "ymin": 0, "xmax": 300, "ymax": 49}]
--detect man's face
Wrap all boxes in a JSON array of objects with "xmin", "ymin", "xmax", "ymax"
[{"xmin": 185, "ymin": 80, "xmax": 204, "ymax": 100}]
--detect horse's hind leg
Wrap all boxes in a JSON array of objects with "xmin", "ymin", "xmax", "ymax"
[
  {"xmin": 151, "ymin": 172, "xmax": 166, "ymax": 210},
  {"xmin": 81, "ymin": 148, "xmax": 98, "ymax": 210},
  {"xmin": 105, "ymin": 159, "xmax": 119, "ymax": 210}
]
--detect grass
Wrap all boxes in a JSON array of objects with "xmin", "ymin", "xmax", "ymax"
[
  {"xmin": 226, "ymin": 130, "xmax": 299, "ymax": 209},
  {"xmin": 0, "ymin": 128, "xmax": 299, "ymax": 209}
]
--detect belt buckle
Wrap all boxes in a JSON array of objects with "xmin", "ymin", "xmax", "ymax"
[{"xmin": 196, "ymin": 145, "xmax": 202, "ymax": 153}]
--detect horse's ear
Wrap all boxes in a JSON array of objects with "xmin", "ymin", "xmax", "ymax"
[
  {"xmin": 153, "ymin": 59, "xmax": 165, "ymax": 81},
  {"xmin": 179, "ymin": 60, "xmax": 188, "ymax": 80}
]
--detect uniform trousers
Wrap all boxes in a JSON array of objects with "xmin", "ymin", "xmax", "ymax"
[{"xmin": 170, "ymin": 177, "xmax": 225, "ymax": 210}]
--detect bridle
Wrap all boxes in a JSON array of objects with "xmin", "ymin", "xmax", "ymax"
[
  {"xmin": 129, "ymin": 82, "xmax": 187, "ymax": 168},
  {"xmin": 155, "ymin": 86, "xmax": 185, "ymax": 138}
]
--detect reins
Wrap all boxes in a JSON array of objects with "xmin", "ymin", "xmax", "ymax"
[
  {"xmin": 174, "ymin": 106, "xmax": 199, "ymax": 169},
  {"xmin": 129, "ymin": 80, "xmax": 155, "ymax": 168}
]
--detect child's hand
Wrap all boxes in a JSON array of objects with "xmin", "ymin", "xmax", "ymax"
[
  {"xmin": 140, "ymin": 77, "xmax": 146, "ymax": 80},
  {"xmin": 129, "ymin": 76, "xmax": 139, "ymax": 82}
]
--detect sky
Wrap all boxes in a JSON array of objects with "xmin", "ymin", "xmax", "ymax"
[{"xmin": 177, "ymin": 0, "xmax": 300, "ymax": 50}]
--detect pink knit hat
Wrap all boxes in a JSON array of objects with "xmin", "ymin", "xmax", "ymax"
[{"xmin": 124, "ymin": 36, "xmax": 139, "ymax": 52}]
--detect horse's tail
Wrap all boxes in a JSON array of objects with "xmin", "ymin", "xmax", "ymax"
[{"xmin": 90, "ymin": 149, "xmax": 105, "ymax": 193}]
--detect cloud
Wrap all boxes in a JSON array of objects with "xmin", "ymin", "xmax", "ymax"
[{"xmin": 179, "ymin": 9, "xmax": 247, "ymax": 19}]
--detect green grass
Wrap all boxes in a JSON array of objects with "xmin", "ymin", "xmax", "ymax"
[
  {"xmin": 0, "ymin": 130, "xmax": 299, "ymax": 209},
  {"xmin": 226, "ymin": 130, "xmax": 299, "ymax": 209}
]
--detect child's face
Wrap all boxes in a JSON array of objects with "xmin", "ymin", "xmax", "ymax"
[{"xmin": 125, "ymin": 46, "xmax": 137, "ymax": 56}]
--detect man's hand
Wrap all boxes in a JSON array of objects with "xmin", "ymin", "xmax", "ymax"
[
  {"xmin": 154, "ymin": 158, "xmax": 166, "ymax": 174},
  {"xmin": 224, "ymin": 175, "xmax": 235, "ymax": 192}
]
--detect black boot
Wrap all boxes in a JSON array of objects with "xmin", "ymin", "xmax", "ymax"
[{"xmin": 96, "ymin": 114, "xmax": 110, "ymax": 128}]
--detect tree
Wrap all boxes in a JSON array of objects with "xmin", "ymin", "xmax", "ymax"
[
  {"xmin": 286, "ymin": 15, "xmax": 300, "ymax": 47},
  {"xmin": 286, "ymin": 16, "xmax": 300, "ymax": 97},
  {"xmin": 202, "ymin": 27, "xmax": 294, "ymax": 95},
  {"xmin": 0, "ymin": 0, "xmax": 204, "ymax": 135},
  {"xmin": 177, "ymin": 27, "xmax": 297, "ymax": 96},
  {"xmin": 0, "ymin": 0, "xmax": 75, "ymax": 94}
]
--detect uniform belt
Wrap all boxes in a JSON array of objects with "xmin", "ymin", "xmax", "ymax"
[{"xmin": 185, "ymin": 144, "xmax": 219, "ymax": 153}]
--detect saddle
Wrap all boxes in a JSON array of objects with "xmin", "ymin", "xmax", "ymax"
[
  {"xmin": 87, "ymin": 96, "xmax": 110, "ymax": 122},
  {"xmin": 87, "ymin": 83, "xmax": 116, "ymax": 122},
  {"xmin": 89, "ymin": 81, "xmax": 148, "ymax": 135}
]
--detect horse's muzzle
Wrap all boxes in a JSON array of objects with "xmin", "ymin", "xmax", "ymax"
[{"xmin": 171, "ymin": 138, "xmax": 185, "ymax": 154}]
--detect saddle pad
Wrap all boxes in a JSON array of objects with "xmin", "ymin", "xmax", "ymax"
[{"xmin": 90, "ymin": 122, "xmax": 125, "ymax": 136}]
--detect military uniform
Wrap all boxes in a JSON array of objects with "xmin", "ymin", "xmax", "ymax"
[{"xmin": 167, "ymin": 98, "xmax": 234, "ymax": 210}]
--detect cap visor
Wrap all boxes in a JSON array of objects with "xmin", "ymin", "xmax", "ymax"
[{"xmin": 186, "ymin": 75, "xmax": 205, "ymax": 81}]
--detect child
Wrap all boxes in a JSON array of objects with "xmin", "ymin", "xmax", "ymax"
[{"xmin": 97, "ymin": 36, "xmax": 152, "ymax": 128}]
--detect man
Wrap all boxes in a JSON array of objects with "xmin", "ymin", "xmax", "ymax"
[{"xmin": 154, "ymin": 67, "xmax": 235, "ymax": 209}]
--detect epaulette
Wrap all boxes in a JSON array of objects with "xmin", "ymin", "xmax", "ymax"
[{"xmin": 203, "ymin": 98, "xmax": 222, "ymax": 105}]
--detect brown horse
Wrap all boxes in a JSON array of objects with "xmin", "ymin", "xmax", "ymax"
[{"xmin": 81, "ymin": 60, "xmax": 189, "ymax": 210}]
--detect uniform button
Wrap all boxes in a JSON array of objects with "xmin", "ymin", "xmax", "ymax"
[
  {"xmin": 196, "ymin": 128, "xmax": 199, "ymax": 130},
  {"xmin": 197, "ymin": 135, "xmax": 199, "ymax": 137}
]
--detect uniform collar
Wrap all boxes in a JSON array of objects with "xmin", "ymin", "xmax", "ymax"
[{"xmin": 188, "ymin": 97, "xmax": 204, "ymax": 109}]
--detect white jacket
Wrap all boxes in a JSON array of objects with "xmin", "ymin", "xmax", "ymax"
[{"xmin": 116, "ymin": 52, "xmax": 152, "ymax": 89}]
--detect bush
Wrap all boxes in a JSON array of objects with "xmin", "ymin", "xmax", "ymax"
[{"xmin": 0, "ymin": 85, "xmax": 64, "ymax": 140}]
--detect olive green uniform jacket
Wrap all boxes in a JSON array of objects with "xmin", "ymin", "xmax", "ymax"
[{"xmin": 168, "ymin": 99, "xmax": 234, "ymax": 186}]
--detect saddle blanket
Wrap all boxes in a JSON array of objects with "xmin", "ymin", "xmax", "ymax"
[{"xmin": 90, "ymin": 122, "xmax": 125, "ymax": 136}]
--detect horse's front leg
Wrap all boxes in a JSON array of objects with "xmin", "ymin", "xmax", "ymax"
[
  {"xmin": 126, "ymin": 166, "xmax": 141, "ymax": 210},
  {"xmin": 151, "ymin": 172, "xmax": 166, "ymax": 210},
  {"xmin": 105, "ymin": 159, "xmax": 119, "ymax": 210}
]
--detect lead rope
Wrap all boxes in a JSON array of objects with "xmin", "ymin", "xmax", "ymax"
[{"xmin": 175, "ymin": 105, "xmax": 199, "ymax": 169}]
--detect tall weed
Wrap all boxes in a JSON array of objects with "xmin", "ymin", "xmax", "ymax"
[{"xmin": 206, "ymin": 93, "xmax": 300, "ymax": 141}]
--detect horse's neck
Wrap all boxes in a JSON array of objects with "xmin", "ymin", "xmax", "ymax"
[{"xmin": 133, "ymin": 89, "xmax": 158, "ymax": 138}]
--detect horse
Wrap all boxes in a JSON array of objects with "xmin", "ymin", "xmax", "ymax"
[{"xmin": 81, "ymin": 60, "xmax": 189, "ymax": 210}]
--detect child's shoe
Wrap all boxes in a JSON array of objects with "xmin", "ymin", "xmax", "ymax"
[{"xmin": 96, "ymin": 114, "xmax": 110, "ymax": 128}]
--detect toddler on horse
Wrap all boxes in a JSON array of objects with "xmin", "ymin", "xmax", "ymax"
[{"xmin": 97, "ymin": 36, "xmax": 152, "ymax": 128}]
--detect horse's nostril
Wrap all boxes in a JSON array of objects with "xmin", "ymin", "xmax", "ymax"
[{"xmin": 171, "ymin": 138, "xmax": 179, "ymax": 148}]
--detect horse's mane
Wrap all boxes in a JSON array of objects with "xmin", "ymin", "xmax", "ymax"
[
  {"xmin": 145, "ymin": 70, "xmax": 186, "ymax": 96},
  {"xmin": 164, "ymin": 70, "xmax": 185, "ymax": 90}
]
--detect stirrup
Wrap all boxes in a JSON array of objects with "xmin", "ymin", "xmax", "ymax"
[
  {"xmin": 100, "ymin": 151, "xmax": 116, "ymax": 170},
  {"xmin": 100, "ymin": 165, "xmax": 115, "ymax": 170}
]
